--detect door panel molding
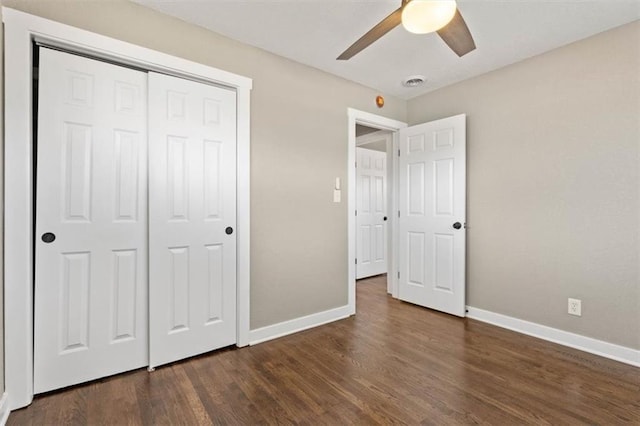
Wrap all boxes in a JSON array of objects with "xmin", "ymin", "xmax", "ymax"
[{"xmin": 3, "ymin": 7, "xmax": 252, "ymax": 410}]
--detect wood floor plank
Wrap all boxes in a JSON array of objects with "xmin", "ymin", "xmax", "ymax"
[{"xmin": 8, "ymin": 274, "xmax": 640, "ymax": 425}]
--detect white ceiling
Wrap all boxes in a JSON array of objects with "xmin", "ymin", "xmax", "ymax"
[{"xmin": 133, "ymin": 0, "xmax": 640, "ymax": 100}]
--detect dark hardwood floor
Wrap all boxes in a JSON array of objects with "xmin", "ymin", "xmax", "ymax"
[{"xmin": 9, "ymin": 274, "xmax": 640, "ymax": 425}]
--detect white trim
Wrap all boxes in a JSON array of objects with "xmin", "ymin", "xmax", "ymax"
[
  {"xmin": 347, "ymin": 108, "xmax": 407, "ymax": 313},
  {"xmin": 389, "ymin": 131, "xmax": 400, "ymax": 298},
  {"xmin": 249, "ymin": 305, "xmax": 351, "ymax": 345},
  {"xmin": 4, "ymin": 7, "xmax": 36, "ymax": 410},
  {"xmin": 236, "ymin": 86, "xmax": 251, "ymax": 348},
  {"xmin": 5, "ymin": 9, "xmax": 252, "ymax": 90},
  {"xmin": 3, "ymin": 7, "xmax": 252, "ymax": 410},
  {"xmin": 467, "ymin": 306, "xmax": 640, "ymax": 367},
  {"xmin": 0, "ymin": 393, "xmax": 10, "ymax": 426}
]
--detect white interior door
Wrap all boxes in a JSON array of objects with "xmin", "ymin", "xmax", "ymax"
[
  {"xmin": 398, "ymin": 114, "xmax": 466, "ymax": 317},
  {"xmin": 148, "ymin": 72, "xmax": 237, "ymax": 368},
  {"xmin": 356, "ymin": 147, "xmax": 388, "ymax": 278},
  {"xmin": 34, "ymin": 48, "xmax": 148, "ymax": 393}
]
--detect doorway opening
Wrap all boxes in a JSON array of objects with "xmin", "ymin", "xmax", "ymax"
[
  {"xmin": 355, "ymin": 125, "xmax": 393, "ymax": 287},
  {"xmin": 347, "ymin": 108, "xmax": 407, "ymax": 315}
]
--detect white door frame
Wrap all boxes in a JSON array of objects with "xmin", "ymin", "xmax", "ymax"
[
  {"xmin": 3, "ymin": 7, "xmax": 252, "ymax": 411},
  {"xmin": 347, "ymin": 108, "xmax": 406, "ymax": 314}
]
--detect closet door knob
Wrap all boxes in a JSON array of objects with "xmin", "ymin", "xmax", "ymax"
[
  {"xmin": 225, "ymin": 227, "xmax": 234, "ymax": 235},
  {"xmin": 452, "ymin": 222, "xmax": 462, "ymax": 230},
  {"xmin": 42, "ymin": 232, "xmax": 56, "ymax": 243}
]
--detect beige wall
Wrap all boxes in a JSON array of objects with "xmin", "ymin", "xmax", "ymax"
[
  {"xmin": 408, "ymin": 21, "xmax": 640, "ymax": 349},
  {"xmin": 1, "ymin": 0, "xmax": 406, "ymax": 332}
]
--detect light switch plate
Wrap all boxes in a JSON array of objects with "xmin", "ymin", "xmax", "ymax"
[{"xmin": 333, "ymin": 189, "xmax": 341, "ymax": 203}]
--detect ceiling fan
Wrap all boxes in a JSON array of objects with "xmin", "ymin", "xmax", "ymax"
[{"xmin": 337, "ymin": 0, "xmax": 476, "ymax": 60}]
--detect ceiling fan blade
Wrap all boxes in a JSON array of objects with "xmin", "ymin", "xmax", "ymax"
[
  {"xmin": 436, "ymin": 8, "xmax": 476, "ymax": 57},
  {"xmin": 337, "ymin": 7, "xmax": 403, "ymax": 60}
]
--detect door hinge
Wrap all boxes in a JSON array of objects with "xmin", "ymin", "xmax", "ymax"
[
  {"xmin": 398, "ymin": 149, "xmax": 400, "ymax": 157},
  {"xmin": 355, "ymin": 161, "xmax": 357, "ymax": 168},
  {"xmin": 355, "ymin": 210, "xmax": 358, "ymax": 216},
  {"xmin": 397, "ymin": 271, "xmax": 400, "ymax": 279},
  {"xmin": 355, "ymin": 258, "xmax": 358, "ymax": 265},
  {"xmin": 398, "ymin": 210, "xmax": 400, "ymax": 218}
]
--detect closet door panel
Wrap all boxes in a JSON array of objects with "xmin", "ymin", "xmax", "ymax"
[
  {"xmin": 148, "ymin": 73, "xmax": 237, "ymax": 368},
  {"xmin": 34, "ymin": 48, "xmax": 148, "ymax": 393}
]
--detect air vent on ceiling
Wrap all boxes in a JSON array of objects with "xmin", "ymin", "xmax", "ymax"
[{"xmin": 402, "ymin": 75, "xmax": 426, "ymax": 88}]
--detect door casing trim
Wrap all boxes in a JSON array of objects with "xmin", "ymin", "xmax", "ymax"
[{"xmin": 3, "ymin": 7, "xmax": 252, "ymax": 410}]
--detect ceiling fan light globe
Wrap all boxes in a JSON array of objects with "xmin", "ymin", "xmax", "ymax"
[{"xmin": 401, "ymin": 0, "xmax": 457, "ymax": 34}]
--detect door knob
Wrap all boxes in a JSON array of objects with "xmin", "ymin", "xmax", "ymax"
[
  {"xmin": 452, "ymin": 222, "xmax": 462, "ymax": 230},
  {"xmin": 42, "ymin": 232, "xmax": 56, "ymax": 243},
  {"xmin": 225, "ymin": 227, "xmax": 234, "ymax": 235},
  {"xmin": 383, "ymin": 216, "xmax": 387, "ymax": 221}
]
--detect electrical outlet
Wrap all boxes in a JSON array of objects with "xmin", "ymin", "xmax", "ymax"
[{"xmin": 568, "ymin": 298, "xmax": 582, "ymax": 316}]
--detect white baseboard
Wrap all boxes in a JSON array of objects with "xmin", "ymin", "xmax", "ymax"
[
  {"xmin": 249, "ymin": 305, "xmax": 352, "ymax": 345},
  {"xmin": 0, "ymin": 393, "xmax": 10, "ymax": 426},
  {"xmin": 466, "ymin": 306, "xmax": 640, "ymax": 368}
]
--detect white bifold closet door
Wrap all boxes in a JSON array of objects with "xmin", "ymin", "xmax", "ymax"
[
  {"xmin": 34, "ymin": 48, "xmax": 149, "ymax": 393},
  {"xmin": 148, "ymin": 73, "xmax": 237, "ymax": 368}
]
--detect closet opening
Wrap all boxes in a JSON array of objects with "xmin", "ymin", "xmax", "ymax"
[{"xmin": 4, "ymin": 8, "xmax": 252, "ymax": 409}]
